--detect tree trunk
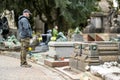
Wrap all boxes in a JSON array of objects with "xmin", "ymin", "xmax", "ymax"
[{"xmin": 47, "ymin": 22, "xmax": 54, "ymax": 29}]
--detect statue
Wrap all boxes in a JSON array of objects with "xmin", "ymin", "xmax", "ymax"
[
  {"xmin": 67, "ymin": 28, "xmax": 74, "ymax": 41},
  {"xmin": 74, "ymin": 27, "xmax": 81, "ymax": 34},
  {"xmin": 72, "ymin": 27, "xmax": 83, "ymax": 41},
  {"xmin": 83, "ymin": 19, "xmax": 95, "ymax": 33},
  {"xmin": 3, "ymin": 10, "xmax": 16, "ymax": 29},
  {"xmin": 41, "ymin": 29, "xmax": 52, "ymax": 45},
  {"xmin": 31, "ymin": 30, "xmax": 52, "ymax": 53},
  {"xmin": 56, "ymin": 32, "xmax": 67, "ymax": 42}
]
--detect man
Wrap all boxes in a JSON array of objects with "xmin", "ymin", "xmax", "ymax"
[{"xmin": 18, "ymin": 9, "xmax": 32, "ymax": 68}]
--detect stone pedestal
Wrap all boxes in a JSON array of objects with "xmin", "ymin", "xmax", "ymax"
[
  {"xmin": 44, "ymin": 42, "xmax": 82, "ymax": 59},
  {"xmin": 44, "ymin": 59, "xmax": 69, "ymax": 67}
]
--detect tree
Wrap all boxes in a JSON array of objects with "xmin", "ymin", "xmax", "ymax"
[
  {"xmin": 0, "ymin": 0, "xmax": 98, "ymax": 32},
  {"xmin": 32, "ymin": 0, "xmax": 59, "ymax": 28},
  {"xmin": 32, "ymin": 0, "xmax": 98, "ymax": 31}
]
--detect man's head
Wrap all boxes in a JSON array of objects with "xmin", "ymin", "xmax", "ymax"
[{"xmin": 23, "ymin": 9, "xmax": 32, "ymax": 18}]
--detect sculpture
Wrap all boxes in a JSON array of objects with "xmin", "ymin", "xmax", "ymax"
[{"xmin": 56, "ymin": 32, "xmax": 67, "ymax": 42}]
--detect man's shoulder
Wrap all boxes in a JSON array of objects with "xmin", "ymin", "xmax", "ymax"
[{"xmin": 18, "ymin": 16, "xmax": 28, "ymax": 21}]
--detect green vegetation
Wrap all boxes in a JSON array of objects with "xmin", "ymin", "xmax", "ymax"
[{"xmin": 0, "ymin": 0, "xmax": 100, "ymax": 32}]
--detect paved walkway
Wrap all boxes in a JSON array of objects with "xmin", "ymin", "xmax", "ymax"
[{"xmin": 0, "ymin": 55, "xmax": 70, "ymax": 80}]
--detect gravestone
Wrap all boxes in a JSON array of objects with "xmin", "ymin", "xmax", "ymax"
[
  {"xmin": 90, "ymin": 12, "xmax": 111, "ymax": 33},
  {"xmin": 34, "ymin": 15, "xmax": 45, "ymax": 33},
  {"xmin": 72, "ymin": 27, "xmax": 83, "ymax": 41},
  {"xmin": 72, "ymin": 34, "xmax": 83, "ymax": 41},
  {"xmin": 91, "ymin": 12, "xmax": 103, "ymax": 33}
]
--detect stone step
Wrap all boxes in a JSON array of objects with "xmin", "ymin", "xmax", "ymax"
[{"xmin": 44, "ymin": 59, "xmax": 69, "ymax": 67}]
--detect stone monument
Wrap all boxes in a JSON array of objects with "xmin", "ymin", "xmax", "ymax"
[
  {"xmin": 56, "ymin": 32, "xmax": 67, "ymax": 42},
  {"xmin": 34, "ymin": 15, "xmax": 45, "ymax": 33},
  {"xmin": 83, "ymin": 19, "xmax": 95, "ymax": 33},
  {"xmin": 3, "ymin": 10, "xmax": 17, "ymax": 36},
  {"xmin": 72, "ymin": 27, "xmax": 83, "ymax": 41}
]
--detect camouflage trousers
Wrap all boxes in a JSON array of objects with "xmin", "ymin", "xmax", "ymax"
[{"xmin": 20, "ymin": 38, "xmax": 30, "ymax": 65}]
